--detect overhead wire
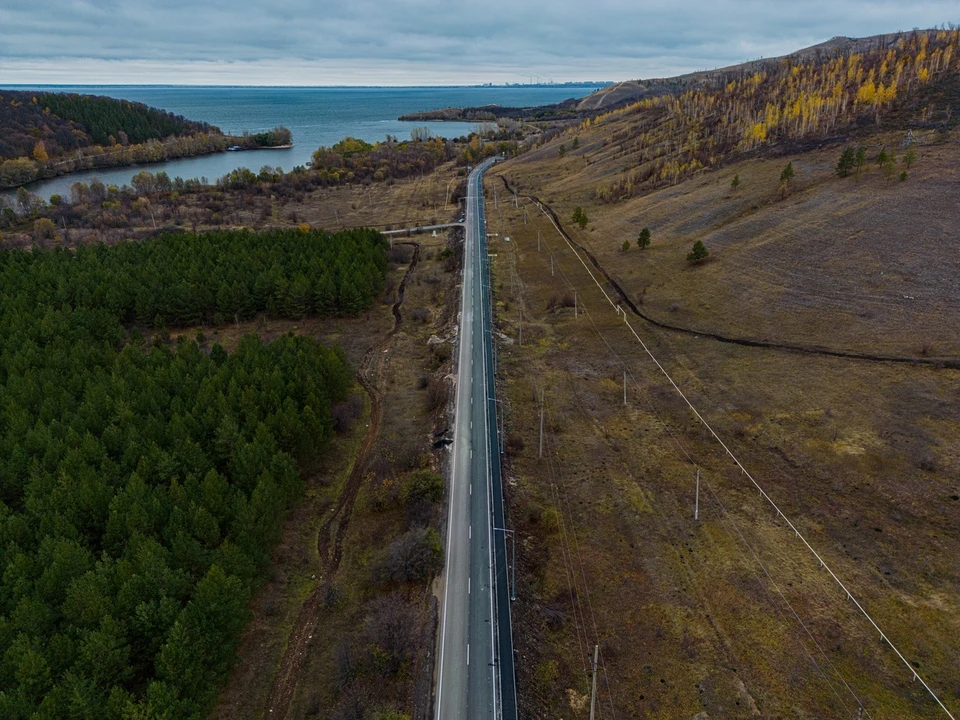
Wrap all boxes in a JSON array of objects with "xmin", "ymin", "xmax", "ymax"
[
  {"xmin": 513, "ymin": 194, "xmax": 956, "ymax": 720},
  {"xmin": 530, "ymin": 234, "xmax": 864, "ymax": 718}
]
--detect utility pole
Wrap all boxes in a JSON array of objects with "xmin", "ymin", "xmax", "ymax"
[
  {"xmin": 550, "ymin": 254, "xmax": 554, "ymax": 277},
  {"xmin": 539, "ymin": 389, "xmax": 544, "ymax": 459},
  {"xmin": 695, "ymin": 468, "xmax": 700, "ymax": 521},
  {"xmin": 537, "ymin": 229, "xmax": 541, "ymax": 252},
  {"xmin": 589, "ymin": 645, "xmax": 599, "ymax": 720},
  {"xmin": 514, "ymin": 191, "xmax": 518, "ymax": 208},
  {"xmin": 523, "ymin": 205, "xmax": 527, "ymax": 225},
  {"xmin": 500, "ymin": 401, "xmax": 505, "ymax": 453},
  {"xmin": 623, "ymin": 369, "xmax": 627, "ymax": 406}
]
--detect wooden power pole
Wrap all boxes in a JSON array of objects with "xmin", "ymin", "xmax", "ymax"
[{"xmin": 589, "ymin": 644, "xmax": 599, "ymax": 720}]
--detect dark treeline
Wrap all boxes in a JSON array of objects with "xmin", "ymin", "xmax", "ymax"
[
  {"xmin": 2, "ymin": 227, "xmax": 388, "ymax": 324},
  {"xmin": 0, "ymin": 91, "xmax": 216, "ymax": 162},
  {"xmin": 0, "ymin": 228, "xmax": 387, "ymax": 718},
  {"xmin": 37, "ymin": 92, "xmax": 216, "ymax": 148},
  {"xmin": 0, "ymin": 91, "xmax": 87, "ymax": 161},
  {"xmin": 244, "ymin": 126, "xmax": 292, "ymax": 148}
]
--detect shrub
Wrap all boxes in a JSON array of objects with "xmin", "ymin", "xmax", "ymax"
[
  {"xmin": 572, "ymin": 206, "xmax": 588, "ymax": 228},
  {"xmin": 375, "ymin": 528, "xmax": 443, "ymax": 584},
  {"xmin": 686, "ymin": 240, "xmax": 709, "ymax": 264},
  {"xmin": 363, "ymin": 593, "xmax": 420, "ymax": 675}
]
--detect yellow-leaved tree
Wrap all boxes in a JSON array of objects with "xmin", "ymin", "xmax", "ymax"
[{"xmin": 33, "ymin": 141, "xmax": 48, "ymax": 164}]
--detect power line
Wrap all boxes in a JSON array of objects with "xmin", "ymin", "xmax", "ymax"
[
  {"xmin": 517, "ymin": 196, "xmax": 957, "ymax": 720},
  {"xmin": 534, "ymin": 301, "xmax": 860, "ymax": 717}
]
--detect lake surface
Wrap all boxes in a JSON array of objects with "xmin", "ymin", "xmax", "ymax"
[{"xmin": 2, "ymin": 85, "xmax": 598, "ymax": 200}]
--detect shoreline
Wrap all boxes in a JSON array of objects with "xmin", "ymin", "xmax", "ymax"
[{"xmin": 3, "ymin": 143, "xmax": 295, "ymax": 192}]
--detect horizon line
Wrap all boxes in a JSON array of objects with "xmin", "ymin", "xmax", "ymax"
[{"xmin": 0, "ymin": 82, "xmax": 612, "ymax": 89}]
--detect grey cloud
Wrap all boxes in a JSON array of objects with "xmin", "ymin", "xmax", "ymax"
[{"xmin": 1, "ymin": 0, "xmax": 957, "ymax": 84}]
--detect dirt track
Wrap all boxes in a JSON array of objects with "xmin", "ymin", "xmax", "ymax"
[{"xmin": 262, "ymin": 242, "xmax": 421, "ymax": 720}]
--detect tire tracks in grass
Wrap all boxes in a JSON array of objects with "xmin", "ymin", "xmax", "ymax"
[{"xmin": 263, "ymin": 241, "xmax": 420, "ymax": 720}]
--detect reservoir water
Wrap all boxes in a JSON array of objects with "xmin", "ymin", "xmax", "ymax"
[{"xmin": 2, "ymin": 85, "xmax": 597, "ymax": 200}]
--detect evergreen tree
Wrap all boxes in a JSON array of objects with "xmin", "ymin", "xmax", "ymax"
[
  {"xmin": 836, "ymin": 147, "xmax": 856, "ymax": 177},
  {"xmin": 572, "ymin": 206, "xmax": 588, "ymax": 229},
  {"xmin": 855, "ymin": 147, "xmax": 867, "ymax": 180},
  {"xmin": 637, "ymin": 227, "xmax": 651, "ymax": 249},
  {"xmin": 686, "ymin": 240, "xmax": 710, "ymax": 263}
]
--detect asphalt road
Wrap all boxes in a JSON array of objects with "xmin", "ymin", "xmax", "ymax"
[{"xmin": 435, "ymin": 157, "xmax": 516, "ymax": 720}]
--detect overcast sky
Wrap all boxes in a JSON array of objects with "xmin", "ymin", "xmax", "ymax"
[{"xmin": 1, "ymin": 1, "xmax": 957, "ymax": 85}]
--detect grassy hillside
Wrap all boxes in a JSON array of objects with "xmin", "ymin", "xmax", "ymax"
[{"xmin": 489, "ymin": 28, "xmax": 960, "ymax": 720}]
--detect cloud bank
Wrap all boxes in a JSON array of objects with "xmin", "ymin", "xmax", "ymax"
[{"xmin": 1, "ymin": 0, "xmax": 957, "ymax": 84}]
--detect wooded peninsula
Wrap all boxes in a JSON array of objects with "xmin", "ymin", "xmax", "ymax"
[{"xmin": 0, "ymin": 90, "xmax": 292, "ymax": 188}]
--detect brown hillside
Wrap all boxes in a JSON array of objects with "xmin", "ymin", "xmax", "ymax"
[
  {"xmin": 487, "ymin": 28, "xmax": 960, "ymax": 720},
  {"xmin": 499, "ymin": 132, "xmax": 960, "ymax": 359}
]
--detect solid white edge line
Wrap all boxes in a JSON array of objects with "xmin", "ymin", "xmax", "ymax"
[
  {"xmin": 435, "ymin": 164, "xmax": 478, "ymax": 720},
  {"xmin": 478, "ymin": 168, "xmax": 500, "ymax": 720}
]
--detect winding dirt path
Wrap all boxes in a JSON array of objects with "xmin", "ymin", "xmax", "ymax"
[
  {"xmin": 499, "ymin": 176, "xmax": 958, "ymax": 369},
  {"xmin": 263, "ymin": 242, "xmax": 420, "ymax": 720}
]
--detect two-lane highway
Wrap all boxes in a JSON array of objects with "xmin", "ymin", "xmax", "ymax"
[{"xmin": 435, "ymin": 157, "xmax": 516, "ymax": 720}]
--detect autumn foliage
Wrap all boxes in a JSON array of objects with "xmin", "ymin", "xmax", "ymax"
[{"xmin": 589, "ymin": 30, "xmax": 959, "ymax": 203}]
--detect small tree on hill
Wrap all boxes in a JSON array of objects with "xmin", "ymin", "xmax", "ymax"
[
  {"xmin": 882, "ymin": 157, "xmax": 897, "ymax": 183},
  {"xmin": 572, "ymin": 136, "xmax": 580, "ymax": 150},
  {"xmin": 836, "ymin": 147, "xmax": 855, "ymax": 177},
  {"xmin": 855, "ymin": 148, "xmax": 867, "ymax": 180},
  {"xmin": 558, "ymin": 144, "xmax": 566, "ymax": 157},
  {"xmin": 903, "ymin": 144, "xmax": 918, "ymax": 169},
  {"xmin": 572, "ymin": 206, "xmax": 588, "ymax": 229},
  {"xmin": 637, "ymin": 227, "xmax": 651, "ymax": 249},
  {"xmin": 622, "ymin": 239, "xmax": 631, "ymax": 252},
  {"xmin": 686, "ymin": 240, "xmax": 709, "ymax": 264},
  {"xmin": 777, "ymin": 162, "xmax": 794, "ymax": 199},
  {"xmin": 730, "ymin": 174, "xmax": 740, "ymax": 191}
]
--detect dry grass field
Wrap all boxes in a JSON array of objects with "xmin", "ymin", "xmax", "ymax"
[
  {"xmin": 501, "ymin": 126, "xmax": 960, "ymax": 358},
  {"xmin": 485, "ymin": 140, "xmax": 960, "ymax": 718},
  {"xmin": 201, "ymin": 161, "xmax": 467, "ymax": 236}
]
